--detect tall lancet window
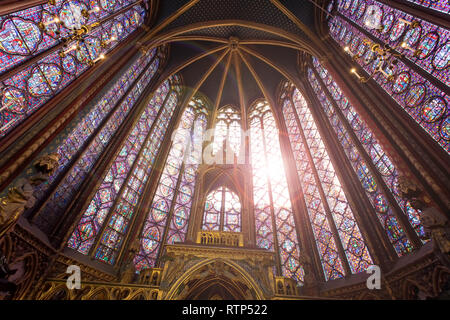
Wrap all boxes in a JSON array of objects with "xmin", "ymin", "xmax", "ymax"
[
  {"xmin": 405, "ymin": 0, "xmax": 449, "ymax": 14},
  {"xmin": 328, "ymin": 0, "xmax": 449, "ymax": 153},
  {"xmin": 135, "ymin": 98, "xmax": 208, "ymax": 271},
  {"xmin": 212, "ymin": 106, "xmax": 242, "ymax": 163},
  {"xmin": 202, "ymin": 186, "xmax": 242, "ymax": 232},
  {"xmin": 281, "ymin": 89, "xmax": 373, "ymax": 281},
  {"xmin": 0, "ymin": 1, "xmax": 147, "ymax": 138},
  {"xmin": 309, "ymin": 57, "xmax": 425, "ymax": 247},
  {"xmin": 67, "ymin": 77, "xmax": 181, "ymax": 264},
  {"xmin": 33, "ymin": 48, "xmax": 159, "ymax": 233},
  {"xmin": 249, "ymin": 100, "xmax": 304, "ymax": 283}
]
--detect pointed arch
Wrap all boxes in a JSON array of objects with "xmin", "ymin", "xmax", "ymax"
[
  {"xmin": 202, "ymin": 185, "xmax": 242, "ymax": 232},
  {"xmin": 307, "ymin": 57, "xmax": 425, "ymax": 252},
  {"xmin": 67, "ymin": 75, "xmax": 182, "ymax": 265},
  {"xmin": 211, "ymin": 104, "xmax": 242, "ymax": 163},
  {"xmin": 164, "ymin": 258, "xmax": 265, "ymax": 300},
  {"xmin": 0, "ymin": 1, "xmax": 149, "ymax": 139},
  {"xmin": 280, "ymin": 83, "xmax": 374, "ymax": 280},
  {"xmin": 328, "ymin": 0, "xmax": 450, "ymax": 154},
  {"xmin": 134, "ymin": 95, "xmax": 209, "ymax": 271}
]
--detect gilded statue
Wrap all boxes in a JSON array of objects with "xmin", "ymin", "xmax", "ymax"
[
  {"xmin": 299, "ymin": 252, "xmax": 317, "ymax": 286},
  {"xmin": 120, "ymin": 237, "xmax": 141, "ymax": 283},
  {"xmin": 397, "ymin": 176, "xmax": 450, "ymax": 257},
  {"xmin": 0, "ymin": 153, "xmax": 60, "ymax": 239}
]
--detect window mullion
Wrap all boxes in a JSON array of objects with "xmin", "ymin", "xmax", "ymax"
[{"xmin": 289, "ymin": 96, "xmax": 353, "ymax": 276}]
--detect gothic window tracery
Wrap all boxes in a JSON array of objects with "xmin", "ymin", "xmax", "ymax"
[
  {"xmin": 134, "ymin": 97, "xmax": 209, "ymax": 271},
  {"xmin": 34, "ymin": 50, "xmax": 160, "ymax": 234},
  {"xmin": 249, "ymin": 100, "xmax": 304, "ymax": 283},
  {"xmin": 0, "ymin": 1, "xmax": 146, "ymax": 138},
  {"xmin": 406, "ymin": 1, "xmax": 449, "ymax": 16},
  {"xmin": 307, "ymin": 57, "xmax": 426, "ymax": 253},
  {"xmin": 281, "ymin": 87, "xmax": 373, "ymax": 280},
  {"xmin": 67, "ymin": 76, "xmax": 181, "ymax": 264},
  {"xmin": 212, "ymin": 105, "xmax": 242, "ymax": 162},
  {"xmin": 329, "ymin": 0, "xmax": 450, "ymax": 154},
  {"xmin": 202, "ymin": 186, "xmax": 242, "ymax": 232}
]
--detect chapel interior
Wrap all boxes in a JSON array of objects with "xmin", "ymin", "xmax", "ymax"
[{"xmin": 0, "ymin": 0, "xmax": 449, "ymax": 300}]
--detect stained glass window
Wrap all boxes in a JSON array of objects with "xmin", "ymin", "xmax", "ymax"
[
  {"xmin": 0, "ymin": 1, "xmax": 146, "ymax": 139},
  {"xmin": 0, "ymin": 0, "xmax": 141, "ymax": 74},
  {"xmin": 336, "ymin": 0, "xmax": 449, "ymax": 86},
  {"xmin": 405, "ymin": 0, "xmax": 450, "ymax": 15},
  {"xmin": 329, "ymin": 9, "xmax": 449, "ymax": 154},
  {"xmin": 34, "ymin": 49, "xmax": 158, "ymax": 234},
  {"xmin": 281, "ymin": 89, "xmax": 373, "ymax": 280},
  {"xmin": 309, "ymin": 57, "xmax": 425, "ymax": 250},
  {"xmin": 249, "ymin": 100, "xmax": 304, "ymax": 283},
  {"xmin": 67, "ymin": 77, "xmax": 181, "ymax": 261},
  {"xmin": 212, "ymin": 105, "xmax": 242, "ymax": 163},
  {"xmin": 202, "ymin": 186, "xmax": 242, "ymax": 232},
  {"xmin": 134, "ymin": 97, "xmax": 209, "ymax": 271}
]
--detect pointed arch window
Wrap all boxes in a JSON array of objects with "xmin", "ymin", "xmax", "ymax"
[
  {"xmin": 308, "ymin": 57, "xmax": 425, "ymax": 246},
  {"xmin": 405, "ymin": 0, "xmax": 450, "ymax": 14},
  {"xmin": 329, "ymin": 1, "xmax": 449, "ymax": 153},
  {"xmin": 67, "ymin": 77, "xmax": 181, "ymax": 264},
  {"xmin": 33, "ymin": 49, "xmax": 160, "ymax": 234},
  {"xmin": 135, "ymin": 97, "xmax": 209, "ymax": 271},
  {"xmin": 249, "ymin": 100, "xmax": 304, "ymax": 283},
  {"xmin": 281, "ymin": 89, "xmax": 373, "ymax": 280},
  {"xmin": 0, "ymin": 1, "xmax": 147, "ymax": 138},
  {"xmin": 212, "ymin": 105, "xmax": 242, "ymax": 162},
  {"xmin": 0, "ymin": 0, "xmax": 144, "ymax": 74},
  {"xmin": 335, "ymin": 0, "xmax": 449, "ymax": 86},
  {"xmin": 202, "ymin": 186, "xmax": 242, "ymax": 232}
]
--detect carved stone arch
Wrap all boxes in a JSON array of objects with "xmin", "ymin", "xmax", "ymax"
[
  {"xmin": 196, "ymin": 167, "xmax": 246, "ymax": 233},
  {"xmin": 164, "ymin": 258, "xmax": 265, "ymax": 300},
  {"xmin": 116, "ymin": 288, "xmax": 132, "ymax": 300},
  {"xmin": 130, "ymin": 292, "xmax": 148, "ymax": 300},
  {"xmin": 218, "ymin": 104, "xmax": 240, "ymax": 114},
  {"xmin": 401, "ymin": 278, "xmax": 432, "ymax": 300},
  {"xmin": 276, "ymin": 79, "xmax": 295, "ymax": 108},
  {"xmin": 126, "ymin": 289, "xmax": 147, "ymax": 300},
  {"xmin": 0, "ymin": 233, "xmax": 13, "ymax": 261},
  {"xmin": 150, "ymin": 290, "xmax": 159, "ymax": 300},
  {"xmin": 73, "ymin": 286, "xmax": 94, "ymax": 300},
  {"xmin": 248, "ymin": 97, "xmax": 270, "ymax": 118},
  {"xmin": 204, "ymin": 167, "xmax": 245, "ymax": 197},
  {"xmin": 432, "ymin": 265, "xmax": 450, "ymax": 297},
  {"xmin": 9, "ymin": 252, "xmax": 38, "ymax": 300},
  {"xmin": 140, "ymin": 20, "xmax": 324, "ymax": 58},
  {"xmin": 40, "ymin": 284, "xmax": 71, "ymax": 300}
]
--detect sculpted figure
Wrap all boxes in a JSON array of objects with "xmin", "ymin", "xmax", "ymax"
[
  {"xmin": 120, "ymin": 238, "xmax": 141, "ymax": 283},
  {"xmin": 0, "ymin": 153, "xmax": 60, "ymax": 238}
]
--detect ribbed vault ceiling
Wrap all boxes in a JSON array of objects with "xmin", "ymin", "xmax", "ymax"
[{"xmin": 144, "ymin": 0, "xmax": 328, "ymax": 112}]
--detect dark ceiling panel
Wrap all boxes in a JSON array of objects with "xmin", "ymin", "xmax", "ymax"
[
  {"xmin": 244, "ymin": 52, "xmax": 286, "ymax": 105},
  {"xmin": 164, "ymin": 0, "xmax": 309, "ymax": 40},
  {"xmin": 197, "ymin": 55, "xmax": 230, "ymax": 107},
  {"xmin": 245, "ymin": 44, "xmax": 300, "ymax": 83},
  {"xmin": 154, "ymin": 0, "xmax": 191, "ymax": 26},
  {"xmin": 177, "ymin": 48, "xmax": 226, "ymax": 110},
  {"xmin": 163, "ymin": 42, "xmax": 224, "ymax": 79},
  {"xmin": 155, "ymin": 0, "xmax": 316, "ymax": 112},
  {"xmin": 279, "ymin": 0, "xmax": 316, "ymax": 29},
  {"xmin": 218, "ymin": 58, "xmax": 240, "ymax": 109},
  {"xmin": 238, "ymin": 58, "xmax": 264, "ymax": 108}
]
